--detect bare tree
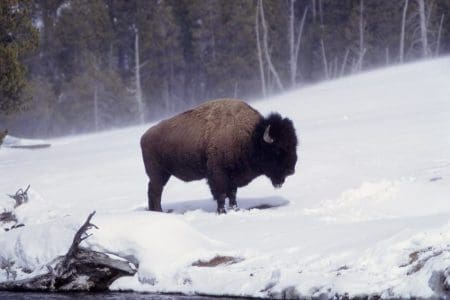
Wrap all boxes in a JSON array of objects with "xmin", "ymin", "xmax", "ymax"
[
  {"xmin": 426, "ymin": 0, "xmax": 435, "ymax": 28},
  {"xmin": 87, "ymin": 58, "xmax": 103, "ymax": 131},
  {"xmin": 258, "ymin": 0, "xmax": 284, "ymax": 91},
  {"xmin": 330, "ymin": 57, "xmax": 339, "ymax": 79},
  {"xmin": 289, "ymin": 0, "xmax": 308, "ymax": 87},
  {"xmin": 320, "ymin": 39, "xmax": 329, "ymax": 79},
  {"xmin": 134, "ymin": 27, "xmax": 145, "ymax": 124},
  {"xmin": 311, "ymin": 0, "xmax": 316, "ymax": 22},
  {"xmin": 352, "ymin": 48, "xmax": 367, "ymax": 74},
  {"xmin": 318, "ymin": 0, "xmax": 323, "ymax": 26},
  {"xmin": 255, "ymin": 0, "xmax": 266, "ymax": 97},
  {"xmin": 288, "ymin": 0, "xmax": 295, "ymax": 86},
  {"xmin": 417, "ymin": 0, "xmax": 429, "ymax": 57},
  {"xmin": 385, "ymin": 47, "xmax": 390, "ymax": 65},
  {"xmin": 339, "ymin": 48, "xmax": 350, "ymax": 77},
  {"xmin": 93, "ymin": 85, "xmax": 99, "ymax": 131},
  {"xmin": 435, "ymin": 14, "xmax": 445, "ymax": 56},
  {"xmin": 358, "ymin": 0, "xmax": 365, "ymax": 71},
  {"xmin": 207, "ymin": 4, "xmax": 217, "ymax": 62},
  {"xmin": 233, "ymin": 82, "xmax": 239, "ymax": 98},
  {"xmin": 399, "ymin": 0, "xmax": 409, "ymax": 63}
]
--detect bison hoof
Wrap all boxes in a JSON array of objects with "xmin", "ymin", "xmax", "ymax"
[
  {"xmin": 217, "ymin": 207, "xmax": 227, "ymax": 214},
  {"xmin": 229, "ymin": 204, "xmax": 239, "ymax": 211}
]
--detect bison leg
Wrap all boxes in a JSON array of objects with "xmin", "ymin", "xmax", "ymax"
[
  {"xmin": 216, "ymin": 193, "xmax": 227, "ymax": 214},
  {"xmin": 227, "ymin": 187, "xmax": 238, "ymax": 210},
  {"xmin": 147, "ymin": 171, "xmax": 170, "ymax": 212},
  {"xmin": 207, "ymin": 171, "xmax": 230, "ymax": 214}
]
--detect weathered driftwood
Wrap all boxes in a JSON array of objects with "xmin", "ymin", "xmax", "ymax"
[
  {"xmin": 7, "ymin": 185, "xmax": 30, "ymax": 208},
  {"xmin": 1, "ymin": 185, "xmax": 30, "ymax": 231},
  {"xmin": 0, "ymin": 212, "xmax": 17, "ymax": 224},
  {"xmin": 429, "ymin": 267, "xmax": 450, "ymax": 298},
  {"xmin": 0, "ymin": 211, "xmax": 137, "ymax": 291}
]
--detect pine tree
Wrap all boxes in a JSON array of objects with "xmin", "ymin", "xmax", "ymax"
[
  {"xmin": 52, "ymin": 0, "xmax": 131, "ymax": 132},
  {"xmin": 187, "ymin": 0, "xmax": 259, "ymax": 99},
  {"xmin": 0, "ymin": 0, "xmax": 38, "ymax": 115},
  {"xmin": 2, "ymin": 0, "xmax": 450, "ymax": 137},
  {"xmin": 136, "ymin": 0, "xmax": 183, "ymax": 116}
]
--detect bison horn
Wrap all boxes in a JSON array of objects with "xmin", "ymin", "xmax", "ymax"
[{"xmin": 263, "ymin": 125, "xmax": 274, "ymax": 144}]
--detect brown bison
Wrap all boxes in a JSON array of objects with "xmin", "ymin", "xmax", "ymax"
[{"xmin": 140, "ymin": 99, "xmax": 298, "ymax": 214}]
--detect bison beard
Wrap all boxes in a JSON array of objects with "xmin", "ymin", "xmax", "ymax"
[{"xmin": 140, "ymin": 99, "xmax": 298, "ymax": 214}]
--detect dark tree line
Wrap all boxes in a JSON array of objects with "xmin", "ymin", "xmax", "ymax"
[{"xmin": 1, "ymin": 0, "xmax": 449, "ymax": 137}]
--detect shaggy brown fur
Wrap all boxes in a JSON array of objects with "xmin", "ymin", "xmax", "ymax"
[
  {"xmin": 141, "ymin": 99, "xmax": 298, "ymax": 213},
  {"xmin": 0, "ymin": 130, "xmax": 7, "ymax": 147}
]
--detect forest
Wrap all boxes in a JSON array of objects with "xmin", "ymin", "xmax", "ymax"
[{"xmin": 1, "ymin": 0, "xmax": 449, "ymax": 137}]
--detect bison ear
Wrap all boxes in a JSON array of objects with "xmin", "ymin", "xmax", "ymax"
[{"xmin": 263, "ymin": 125, "xmax": 274, "ymax": 144}]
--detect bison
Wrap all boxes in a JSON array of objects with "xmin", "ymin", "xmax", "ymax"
[{"xmin": 140, "ymin": 99, "xmax": 298, "ymax": 214}]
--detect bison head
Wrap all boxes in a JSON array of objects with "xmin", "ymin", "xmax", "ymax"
[{"xmin": 253, "ymin": 113, "xmax": 298, "ymax": 188}]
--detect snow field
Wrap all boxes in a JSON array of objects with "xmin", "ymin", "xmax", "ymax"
[{"xmin": 1, "ymin": 57, "xmax": 450, "ymax": 297}]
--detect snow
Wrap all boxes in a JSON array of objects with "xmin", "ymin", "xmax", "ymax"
[
  {"xmin": 2, "ymin": 136, "xmax": 49, "ymax": 148},
  {"xmin": 1, "ymin": 57, "xmax": 450, "ymax": 298}
]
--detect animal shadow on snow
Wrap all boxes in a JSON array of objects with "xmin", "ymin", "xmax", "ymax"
[{"xmin": 134, "ymin": 196, "xmax": 289, "ymax": 214}]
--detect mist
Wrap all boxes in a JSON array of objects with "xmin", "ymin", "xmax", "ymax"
[{"xmin": 1, "ymin": 0, "xmax": 449, "ymax": 138}]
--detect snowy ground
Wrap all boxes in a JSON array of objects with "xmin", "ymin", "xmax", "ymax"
[{"xmin": 1, "ymin": 58, "xmax": 450, "ymax": 298}]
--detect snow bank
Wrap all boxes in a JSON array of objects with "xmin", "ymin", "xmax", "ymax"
[
  {"xmin": 1, "ymin": 57, "xmax": 450, "ymax": 297},
  {"xmin": 304, "ymin": 177, "xmax": 450, "ymax": 222},
  {"xmin": 0, "ymin": 215, "xmax": 77, "ymax": 280},
  {"xmin": 85, "ymin": 212, "xmax": 229, "ymax": 289},
  {"xmin": 2, "ymin": 136, "xmax": 50, "ymax": 148}
]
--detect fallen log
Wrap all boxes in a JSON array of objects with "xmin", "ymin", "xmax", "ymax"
[
  {"xmin": 8, "ymin": 144, "xmax": 51, "ymax": 149},
  {"xmin": 0, "ymin": 211, "xmax": 137, "ymax": 291}
]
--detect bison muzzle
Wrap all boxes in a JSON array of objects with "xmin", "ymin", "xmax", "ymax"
[{"xmin": 140, "ymin": 99, "xmax": 298, "ymax": 214}]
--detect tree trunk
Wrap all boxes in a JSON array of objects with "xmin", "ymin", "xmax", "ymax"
[
  {"xmin": 208, "ymin": 6, "xmax": 217, "ymax": 62},
  {"xmin": 399, "ymin": 0, "xmax": 409, "ymax": 63},
  {"xmin": 320, "ymin": 39, "xmax": 329, "ymax": 79},
  {"xmin": 435, "ymin": 14, "xmax": 444, "ymax": 56},
  {"xmin": 134, "ymin": 27, "xmax": 145, "ymax": 124},
  {"xmin": 0, "ymin": 212, "xmax": 137, "ymax": 292},
  {"xmin": 339, "ymin": 48, "xmax": 350, "ymax": 77},
  {"xmin": 289, "ymin": 0, "xmax": 295, "ymax": 87},
  {"xmin": 259, "ymin": 0, "xmax": 284, "ymax": 91},
  {"xmin": 93, "ymin": 85, "xmax": 99, "ymax": 132},
  {"xmin": 318, "ymin": 0, "xmax": 323, "ymax": 26},
  {"xmin": 289, "ymin": 1, "xmax": 308, "ymax": 87},
  {"xmin": 358, "ymin": 0, "xmax": 365, "ymax": 71},
  {"xmin": 417, "ymin": 0, "xmax": 429, "ymax": 57},
  {"xmin": 385, "ymin": 47, "xmax": 390, "ymax": 65},
  {"xmin": 255, "ymin": 0, "xmax": 266, "ymax": 97},
  {"xmin": 294, "ymin": 8, "xmax": 308, "ymax": 82},
  {"xmin": 311, "ymin": 0, "xmax": 316, "ymax": 22}
]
